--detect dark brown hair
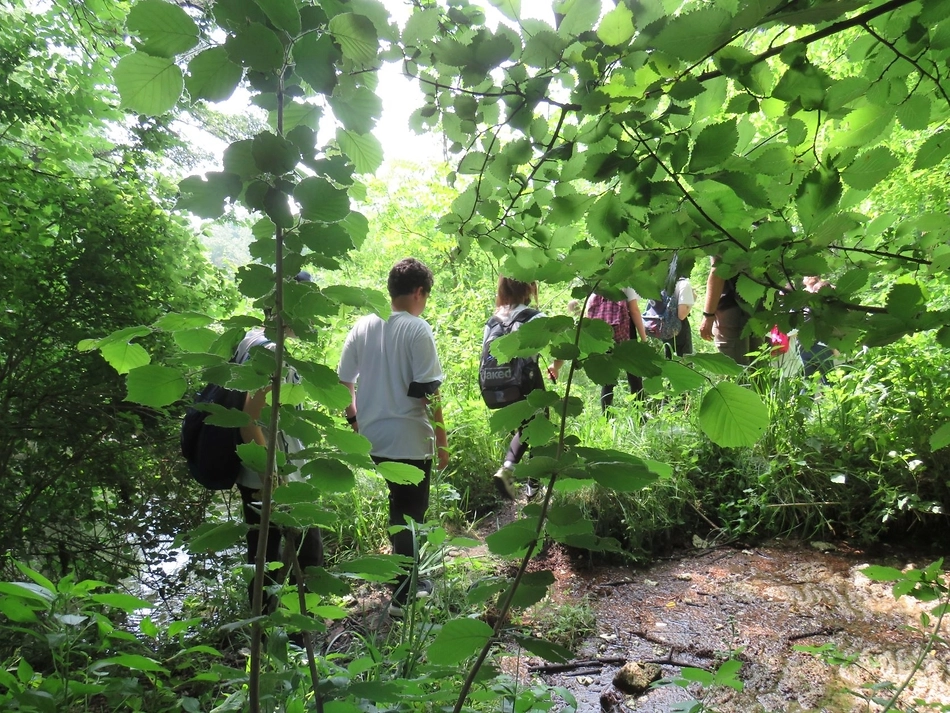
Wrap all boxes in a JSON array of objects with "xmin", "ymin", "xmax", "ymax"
[
  {"xmin": 388, "ymin": 258, "xmax": 434, "ymax": 298},
  {"xmin": 495, "ymin": 276, "xmax": 536, "ymax": 307}
]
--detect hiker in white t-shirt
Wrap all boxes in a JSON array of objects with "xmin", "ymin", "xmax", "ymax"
[
  {"xmin": 663, "ymin": 257, "xmax": 697, "ymax": 357},
  {"xmin": 337, "ymin": 258, "xmax": 448, "ymax": 615}
]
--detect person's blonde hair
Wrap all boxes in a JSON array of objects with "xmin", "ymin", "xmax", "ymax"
[{"xmin": 495, "ymin": 277, "xmax": 536, "ymax": 307}]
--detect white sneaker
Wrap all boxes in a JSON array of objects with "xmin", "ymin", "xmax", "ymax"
[
  {"xmin": 524, "ymin": 479, "xmax": 540, "ymax": 500},
  {"xmin": 493, "ymin": 466, "xmax": 517, "ymax": 500}
]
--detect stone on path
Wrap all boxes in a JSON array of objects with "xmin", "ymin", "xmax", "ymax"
[{"xmin": 612, "ymin": 660, "xmax": 662, "ymax": 694}]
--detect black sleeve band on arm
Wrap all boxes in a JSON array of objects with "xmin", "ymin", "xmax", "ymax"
[{"xmin": 407, "ymin": 380, "xmax": 442, "ymax": 398}]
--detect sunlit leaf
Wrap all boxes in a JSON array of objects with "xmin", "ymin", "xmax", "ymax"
[
  {"xmin": 830, "ymin": 103, "xmax": 894, "ymax": 150},
  {"xmin": 427, "ymin": 618, "xmax": 493, "ymax": 665},
  {"xmin": 680, "ymin": 667, "xmax": 715, "ymax": 686},
  {"xmin": 127, "ymin": 0, "xmax": 198, "ymax": 58},
  {"xmin": 186, "ymin": 46, "xmax": 242, "ymax": 102},
  {"xmin": 0, "ymin": 597, "xmax": 39, "ymax": 622},
  {"xmin": 236, "ymin": 442, "xmax": 269, "ymax": 472},
  {"xmin": 225, "ymin": 22, "xmax": 284, "ymax": 72},
  {"xmin": 256, "ymin": 0, "xmax": 301, "ymax": 35},
  {"xmin": 860, "ymin": 565, "xmax": 904, "ymax": 581},
  {"xmin": 930, "ymin": 422, "xmax": 950, "ymax": 452},
  {"xmin": 93, "ymin": 654, "xmax": 169, "ymax": 674},
  {"xmin": 597, "ymin": 3, "xmax": 634, "ymax": 47},
  {"xmin": 699, "ymin": 382, "xmax": 768, "ymax": 448},
  {"xmin": 328, "ymin": 13, "xmax": 378, "ymax": 66},
  {"xmin": 187, "ymin": 521, "xmax": 248, "ymax": 553},
  {"xmin": 486, "ymin": 518, "xmax": 538, "ymax": 556},
  {"xmin": 14, "ymin": 564, "xmax": 55, "ymax": 594},
  {"xmin": 90, "ymin": 593, "xmax": 154, "ymax": 611},
  {"xmin": 376, "ymin": 461, "xmax": 425, "ymax": 485},
  {"xmin": 0, "ymin": 582, "xmax": 54, "ymax": 605},
  {"xmin": 295, "ymin": 176, "xmax": 350, "ymax": 222},
  {"xmin": 841, "ymin": 147, "xmax": 900, "ymax": 190},
  {"xmin": 913, "ymin": 131, "xmax": 950, "ymax": 171},
  {"xmin": 896, "ymin": 94, "xmax": 931, "ymax": 131},
  {"xmin": 713, "ymin": 659, "xmax": 744, "ymax": 690},
  {"xmin": 337, "ymin": 129, "xmax": 383, "ymax": 174},
  {"xmin": 114, "ymin": 53, "xmax": 183, "ymax": 115},
  {"xmin": 125, "ymin": 365, "xmax": 186, "ymax": 407},
  {"xmin": 100, "ymin": 341, "xmax": 150, "ymax": 375}
]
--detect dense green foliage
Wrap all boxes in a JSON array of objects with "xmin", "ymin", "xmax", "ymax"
[
  {"xmin": 1, "ymin": 0, "xmax": 949, "ymax": 711},
  {"xmin": 0, "ymin": 1, "xmax": 237, "ymax": 580}
]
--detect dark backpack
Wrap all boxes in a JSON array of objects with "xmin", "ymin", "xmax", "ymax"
[
  {"xmin": 180, "ymin": 335, "xmax": 270, "ymax": 490},
  {"xmin": 643, "ymin": 286, "xmax": 682, "ymax": 340},
  {"xmin": 643, "ymin": 254, "xmax": 683, "ymax": 341},
  {"xmin": 478, "ymin": 308, "xmax": 542, "ymax": 410}
]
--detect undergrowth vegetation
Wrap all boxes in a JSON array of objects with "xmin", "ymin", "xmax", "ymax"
[
  {"xmin": 325, "ymin": 181, "xmax": 950, "ymax": 560},
  {"xmin": 4, "ymin": 0, "xmax": 950, "ymax": 710}
]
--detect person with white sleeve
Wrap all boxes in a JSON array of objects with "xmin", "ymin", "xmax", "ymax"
[{"xmin": 338, "ymin": 258, "xmax": 449, "ymax": 616}]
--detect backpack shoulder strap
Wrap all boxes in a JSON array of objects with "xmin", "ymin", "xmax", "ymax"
[
  {"xmin": 508, "ymin": 308, "xmax": 539, "ymax": 326},
  {"xmin": 232, "ymin": 332, "xmax": 272, "ymax": 365},
  {"xmin": 661, "ymin": 253, "xmax": 678, "ymax": 295}
]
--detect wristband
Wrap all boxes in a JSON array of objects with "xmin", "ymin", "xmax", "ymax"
[
  {"xmin": 702, "ymin": 311, "xmax": 715, "ymax": 318},
  {"xmin": 346, "ymin": 414, "xmax": 358, "ymax": 424}
]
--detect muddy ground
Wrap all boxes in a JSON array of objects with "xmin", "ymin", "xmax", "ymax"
[
  {"xmin": 502, "ymin": 539, "xmax": 950, "ymax": 712},
  {"xmin": 330, "ymin": 503, "xmax": 948, "ymax": 712}
]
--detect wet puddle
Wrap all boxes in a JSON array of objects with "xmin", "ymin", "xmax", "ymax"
[{"xmin": 515, "ymin": 542, "xmax": 950, "ymax": 712}]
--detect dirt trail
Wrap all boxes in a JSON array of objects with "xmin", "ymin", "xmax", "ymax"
[{"xmin": 518, "ymin": 541, "xmax": 950, "ymax": 712}]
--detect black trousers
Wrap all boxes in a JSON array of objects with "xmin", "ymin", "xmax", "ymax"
[
  {"xmin": 238, "ymin": 483, "xmax": 324, "ymax": 609},
  {"xmin": 371, "ymin": 456, "xmax": 431, "ymax": 601},
  {"xmin": 600, "ymin": 373, "xmax": 644, "ymax": 412},
  {"xmin": 601, "ymin": 328, "xmax": 645, "ymax": 413},
  {"xmin": 662, "ymin": 317, "xmax": 692, "ymax": 357}
]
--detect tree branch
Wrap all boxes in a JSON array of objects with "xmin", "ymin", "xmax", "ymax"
[
  {"xmin": 861, "ymin": 22, "xmax": 950, "ymax": 112},
  {"xmin": 829, "ymin": 243, "xmax": 931, "ymax": 265},
  {"xmin": 627, "ymin": 126, "xmax": 747, "ymax": 251},
  {"xmin": 692, "ymin": 0, "xmax": 918, "ymax": 86}
]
